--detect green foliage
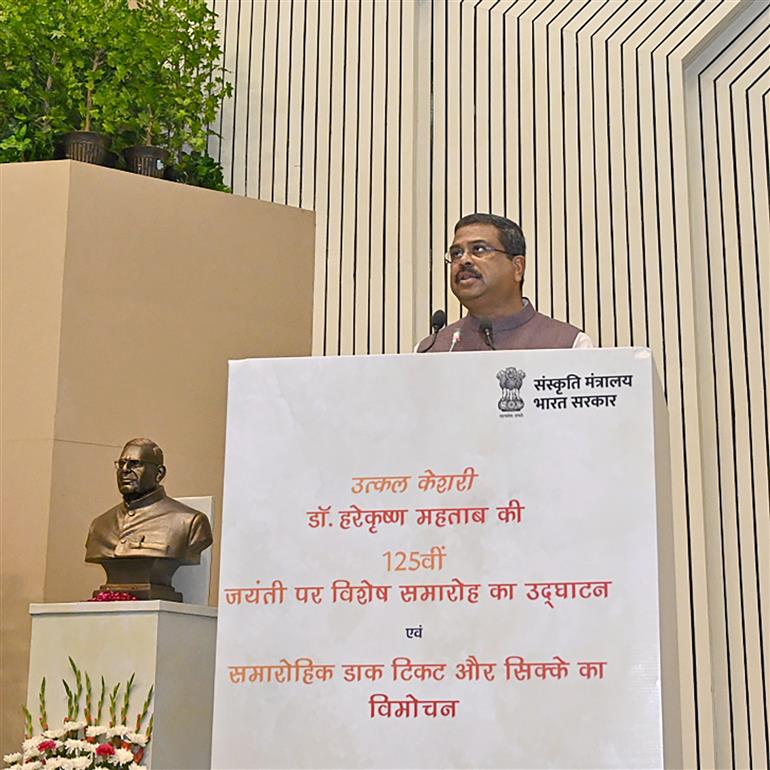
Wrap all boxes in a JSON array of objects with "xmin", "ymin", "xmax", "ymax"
[
  {"xmin": 22, "ymin": 704, "xmax": 33, "ymax": 739},
  {"xmin": 38, "ymin": 677, "xmax": 48, "ymax": 731},
  {"xmin": 0, "ymin": 0, "xmax": 231, "ymax": 191},
  {"xmin": 173, "ymin": 150, "xmax": 230, "ymax": 193},
  {"xmin": 112, "ymin": 0, "xmax": 232, "ymax": 153},
  {"xmin": 135, "ymin": 684, "xmax": 154, "ymax": 731},
  {"xmin": 84, "ymin": 671, "xmax": 93, "ymax": 723},
  {"xmin": 65, "ymin": 657, "xmax": 84, "ymax": 720},
  {"xmin": 62, "ymin": 678, "xmax": 74, "ymax": 719},
  {"xmin": 21, "ymin": 662, "xmax": 154, "ymax": 761},
  {"xmin": 96, "ymin": 675, "xmax": 106, "ymax": 724},
  {"xmin": 120, "ymin": 672, "xmax": 134, "ymax": 725},
  {"xmin": 55, "ymin": 0, "xmax": 134, "ymax": 134},
  {"xmin": 0, "ymin": 0, "xmax": 136, "ymax": 158},
  {"xmin": 108, "ymin": 682, "xmax": 121, "ymax": 727},
  {"xmin": 0, "ymin": 1, "xmax": 70, "ymax": 161}
]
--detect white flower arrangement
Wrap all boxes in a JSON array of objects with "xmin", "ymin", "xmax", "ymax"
[
  {"xmin": 111, "ymin": 749, "xmax": 135, "ymax": 764},
  {"xmin": 63, "ymin": 739, "xmax": 96, "ymax": 754},
  {"xmin": 20, "ymin": 739, "xmax": 39, "ymax": 754},
  {"xmin": 42, "ymin": 729, "xmax": 68, "ymax": 740},
  {"xmin": 40, "ymin": 759, "xmax": 93, "ymax": 770},
  {"xmin": 6, "ymin": 659, "xmax": 152, "ymax": 770}
]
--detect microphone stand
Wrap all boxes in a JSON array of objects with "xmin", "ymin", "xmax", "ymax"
[
  {"xmin": 417, "ymin": 310, "xmax": 447, "ymax": 353},
  {"xmin": 479, "ymin": 319, "xmax": 496, "ymax": 350},
  {"xmin": 418, "ymin": 328, "xmax": 441, "ymax": 353}
]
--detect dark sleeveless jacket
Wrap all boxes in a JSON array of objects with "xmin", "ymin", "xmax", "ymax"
[{"xmin": 416, "ymin": 300, "xmax": 581, "ymax": 352}]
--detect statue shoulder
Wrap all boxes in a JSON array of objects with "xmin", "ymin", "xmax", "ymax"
[
  {"xmin": 161, "ymin": 495, "xmax": 214, "ymax": 549},
  {"xmin": 161, "ymin": 494, "xmax": 207, "ymax": 519},
  {"xmin": 89, "ymin": 503, "xmax": 122, "ymax": 529}
]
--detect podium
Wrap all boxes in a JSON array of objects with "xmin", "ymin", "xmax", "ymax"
[{"xmin": 211, "ymin": 348, "xmax": 680, "ymax": 769}]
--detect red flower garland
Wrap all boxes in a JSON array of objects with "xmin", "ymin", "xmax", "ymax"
[{"xmin": 88, "ymin": 591, "xmax": 138, "ymax": 602}]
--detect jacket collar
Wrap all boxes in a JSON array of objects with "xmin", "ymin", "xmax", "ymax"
[
  {"xmin": 123, "ymin": 485, "xmax": 166, "ymax": 511},
  {"xmin": 463, "ymin": 298, "xmax": 536, "ymax": 333}
]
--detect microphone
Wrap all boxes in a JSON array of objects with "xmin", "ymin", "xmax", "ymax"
[
  {"xmin": 431, "ymin": 309, "xmax": 447, "ymax": 333},
  {"xmin": 449, "ymin": 330, "xmax": 462, "ymax": 352},
  {"xmin": 417, "ymin": 309, "xmax": 447, "ymax": 353},
  {"xmin": 479, "ymin": 317, "xmax": 496, "ymax": 350}
]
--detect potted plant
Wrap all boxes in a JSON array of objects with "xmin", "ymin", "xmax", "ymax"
[
  {"xmin": 0, "ymin": 0, "xmax": 133, "ymax": 165},
  {"xmin": 56, "ymin": 0, "xmax": 134, "ymax": 165},
  {"xmin": 114, "ymin": 0, "xmax": 231, "ymax": 178},
  {"xmin": 0, "ymin": 2, "xmax": 71, "ymax": 162},
  {"xmin": 0, "ymin": 0, "xmax": 231, "ymax": 188}
]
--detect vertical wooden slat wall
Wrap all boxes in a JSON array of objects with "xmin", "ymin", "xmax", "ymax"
[
  {"xmin": 210, "ymin": 1, "xmax": 770, "ymax": 767},
  {"xmin": 684, "ymin": 3, "xmax": 770, "ymax": 768}
]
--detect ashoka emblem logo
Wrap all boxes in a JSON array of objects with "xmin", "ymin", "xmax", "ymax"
[{"xmin": 496, "ymin": 367, "xmax": 526, "ymax": 413}]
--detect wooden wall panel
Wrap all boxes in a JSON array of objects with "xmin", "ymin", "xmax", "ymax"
[
  {"xmin": 685, "ymin": 3, "xmax": 770, "ymax": 766},
  {"xmin": 210, "ymin": 1, "xmax": 770, "ymax": 766}
]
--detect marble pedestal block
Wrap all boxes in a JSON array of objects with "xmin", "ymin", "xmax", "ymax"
[{"xmin": 27, "ymin": 602, "xmax": 217, "ymax": 769}]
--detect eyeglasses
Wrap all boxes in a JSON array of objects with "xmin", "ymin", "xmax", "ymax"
[
  {"xmin": 444, "ymin": 243, "xmax": 514, "ymax": 264},
  {"xmin": 114, "ymin": 459, "xmax": 159, "ymax": 471}
]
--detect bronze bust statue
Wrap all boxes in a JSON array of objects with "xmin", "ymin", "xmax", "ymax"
[{"xmin": 85, "ymin": 438, "xmax": 213, "ymax": 602}]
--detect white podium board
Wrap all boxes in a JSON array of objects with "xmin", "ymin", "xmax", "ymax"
[{"xmin": 212, "ymin": 349, "xmax": 679, "ymax": 769}]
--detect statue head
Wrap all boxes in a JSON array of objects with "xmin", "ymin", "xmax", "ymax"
[{"xmin": 114, "ymin": 438, "xmax": 166, "ymax": 502}]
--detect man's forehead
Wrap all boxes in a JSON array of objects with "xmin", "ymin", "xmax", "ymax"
[
  {"xmin": 452, "ymin": 223, "xmax": 502, "ymax": 244},
  {"xmin": 120, "ymin": 443, "xmax": 155, "ymax": 462}
]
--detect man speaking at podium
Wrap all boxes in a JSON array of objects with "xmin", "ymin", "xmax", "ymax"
[{"xmin": 417, "ymin": 213, "xmax": 593, "ymax": 352}]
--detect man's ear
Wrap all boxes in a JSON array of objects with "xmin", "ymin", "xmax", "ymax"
[
  {"xmin": 156, "ymin": 465, "xmax": 167, "ymax": 483},
  {"xmin": 513, "ymin": 255, "xmax": 526, "ymax": 284}
]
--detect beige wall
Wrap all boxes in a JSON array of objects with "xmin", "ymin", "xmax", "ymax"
[
  {"xmin": 0, "ymin": 160, "xmax": 315, "ymax": 754},
  {"xmin": 209, "ymin": 1, "xmax": 770, "ymax": 767},
  {"xmin": 0, "ymin": 163, "xmax": 70, "ymax": 755}
]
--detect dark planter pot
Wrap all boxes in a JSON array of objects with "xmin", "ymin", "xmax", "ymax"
[
  {"xmin": 60, "ymin": 131, "xmax": 112, "ymax": 165},
  {"xmin": 163, "ymin": 165, "xmax": 181, "ymax": 182},
  {"xmin": 123, "ymin": 145, "xmax": 170, "ymax": 178}
]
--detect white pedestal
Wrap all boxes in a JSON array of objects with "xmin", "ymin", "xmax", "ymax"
[{"xmin": 28, "ymin": 601, "xmax": 217, "ymax": 770}]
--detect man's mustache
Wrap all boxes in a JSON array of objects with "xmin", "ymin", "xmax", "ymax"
[{"xmin": 455, "ymin": 267, "xmax": 481, "ymax": 283}]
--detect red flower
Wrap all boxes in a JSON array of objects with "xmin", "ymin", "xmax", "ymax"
[
  {"xmin": 88, "ymin": 590, "xmax": 138, "ymax": 602},
  {"xmin": 96, "ymin": 743, "xmax": 116, "ymax": 756},
  {"xmin": 38, "ymin": 739, "xmax": 57, "ymax": 751}
]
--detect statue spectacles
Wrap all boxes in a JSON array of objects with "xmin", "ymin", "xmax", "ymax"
[{"xmin": 114, "ymin": 459, "xmax": 160, "ymax": 471}]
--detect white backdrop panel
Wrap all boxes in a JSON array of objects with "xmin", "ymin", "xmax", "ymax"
[{"xmin": 212, "ymin": 348, "xmax": 670, "ymax": 769}]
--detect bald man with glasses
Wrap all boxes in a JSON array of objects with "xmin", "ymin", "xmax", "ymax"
[{"xmin": 85, "ymin": 438, "xmax": 212, "ymax": 566}]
